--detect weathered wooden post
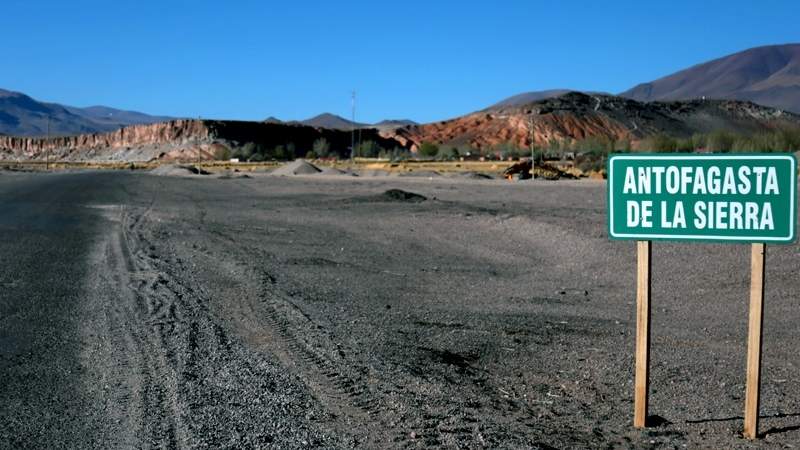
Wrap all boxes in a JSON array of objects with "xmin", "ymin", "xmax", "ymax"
[
  {"xmin": 634, "ymin": 240, "xmax": 651, "ymax": 428},
  {"xmin": 607, "ymin": 153, "xmax": 796, "ymax": 440},
  {"xmin": 744, "ymin": 242, "xmax": 766, "ymax": 439}
]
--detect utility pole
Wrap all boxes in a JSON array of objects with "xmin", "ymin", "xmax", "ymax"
[
  {"xmin": 196, "ymin": 115, "xmax": 201, "ymax": 166},
  {"xmin": 351, "ymin": 90, "xmax": 356, "ymax": 161},
  {"xmin": 46, "ymin": 115, "xmax": 50, "ymax": 171},
  {"xmin": 528, "ymin": 115, "xmax": 535, "ymax": 180}
]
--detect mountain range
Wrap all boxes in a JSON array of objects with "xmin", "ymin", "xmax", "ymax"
[
  {"xmin": 265, "ymin": 113, "xmax": 418, "ymax": 132},
  {"xmin": 621, "ymin": 43, "xmax": 800, "ymax": 113},
  {"xmin": 385, "ymin": 91, "xmax": 799, "ymax": 150},
  {"xmin": 2, "ymin": 43, "xmax": 800, "ymax": 139},
  {"xmin": 0, "ymin": 88, "xmax": 173, "ymax": 136}
]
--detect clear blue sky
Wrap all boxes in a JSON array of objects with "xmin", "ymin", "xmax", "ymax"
[{"xmin": 3, "ymin": 0, "xmax": 799, "ymax": 123}]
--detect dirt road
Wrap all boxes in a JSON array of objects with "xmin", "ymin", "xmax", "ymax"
[{"xmin": 1, "ymin": 171, "xmax": 799, "ymax": 448}]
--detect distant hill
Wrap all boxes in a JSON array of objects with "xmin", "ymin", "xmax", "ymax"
[
  {"xmin": 294, "ymin": 113, "xmax": 416, "ymax": 131},
  {"xmin": 621, "ymin": 43, "xmax": 800, "ymax": 113},
  {"xmin": 489, "ymin": 90, "xmax": 573, "ymax": 108},
  {"xmin": 299, "ymin": 113, "xmax": 366, "ymax": 130},
  {"xmin": 65, "ymin": 105, "xmax": 173, "ymax": 129},
  {"xmin": 489, "ymin": 90, "xmax": 613, "ymax": 109},
  {"xmin": 385, "ymin": 91, "xmax": 800, "ymax": 150},
  {"xmin": 263, "ymin": 116, "xmax": 283, "ymax": 124},
  {"xmin": 0, "ymin": 88, "xmax": 173, "ymax": 136},
  {"xmin": 374, "ymin": 119, "xmax": 417, "ymax": 127}
]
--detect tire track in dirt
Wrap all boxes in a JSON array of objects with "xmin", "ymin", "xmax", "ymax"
[
  {"xmin": 164, "ymin": 190, "xmax": 413, "ymax": 445},
  {"xmin": 115, "ymin": 186, "xmax": 340, "ymax": 448},
  {"xmin": 167, "ymin": 205, "xmax": 559, "ymax": 448},
  {"xmin": 112, "ymin": 186, "xmax": 185, "ymax": 447},
  {"xmin": 170, "ymin": 213, "xmax": 395, "ymax": 446}
]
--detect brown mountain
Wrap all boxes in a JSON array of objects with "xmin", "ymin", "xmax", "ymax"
[
  {"xmin": 295, "ymin": 113, "xmax": 417, "ymax": 131},
  {"xmin": 0, "ymin": 88, "xmax": 173, "ymax": 136},
  {"xmin": 298, "ymin": 113, "xmax": 365, "ymax": 130},
  {"xmin": 621, "ymin": 44, "xmax": 800, "ymax": 113},
  {"xmin": 490, "ymin": 89, "xmax": 609, "ymax": 108},
  {"xmin": 383, "ymin": 92, "xmax": 800, "ymax": 150}
]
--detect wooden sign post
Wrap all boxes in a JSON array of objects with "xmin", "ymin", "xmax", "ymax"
[
  {"xmin": 607, "ymin": 154, "xmax": 797, "ymax": 440},
  {"xmin": 634, "ymin": 240, "xmax": 651, "ymax": 428},
  {"xmin": 744, "ymin": 242, "xmax": 766, "ymax": 439}
]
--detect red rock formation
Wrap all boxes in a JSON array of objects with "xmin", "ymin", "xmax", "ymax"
[
  {"xmin": 387, "ymin": 111, "xmax": 632, "ymax": 150},
  {"xmin": 0, "ymin": 119, "xmax": 405, "ymax": 161},
  {"xmin": 383, "ymin": 92, "xmax": 800, "ymax": 151},
  {"xmin": 0, "ymin": 120, "xmax": 210, "ymax": 160}
]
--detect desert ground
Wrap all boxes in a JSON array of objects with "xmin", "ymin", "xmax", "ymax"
[{"xmin": 1, "ymin": 167, "xmax": 799, "ymax": 449}]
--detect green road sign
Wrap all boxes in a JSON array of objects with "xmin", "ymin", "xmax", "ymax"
[{"xmin": 608, "ymin": 154, "xmax": 797, "ymax": 243}]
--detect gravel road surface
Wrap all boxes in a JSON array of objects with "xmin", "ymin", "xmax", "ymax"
[{"xmin": 1, "ymin": 170, "xmax": 799, "ymax": 449}]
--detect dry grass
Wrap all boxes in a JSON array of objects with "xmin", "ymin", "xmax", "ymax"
[
  {"xmin": 326, "ymin": 159, "xmax": 509, "ymax": 174},
  {"xmin": 0, "ymin": 159, "xmax": 510, "ymax": 175},
  {"xmin": 0, "ymin": 158, "xmax": 598, "ymax": 178}
]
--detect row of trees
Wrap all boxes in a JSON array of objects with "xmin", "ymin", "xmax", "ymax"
[
  {"xmin": 417, "ymin": 142, "xmax": 531, "ymax": 160},
  {"xmin": 214, "ymin": 139, "xmax": 340, "ymax": 161},
  {"xmin": 526, "ymin": 127, "xmax": 800, "ymax": 155},
  {"xmin": 213, "ymin": 138, "xmax": 414, "ymax": 162},
  {"xmin": 638, "ymin": 127, "xmax": 800, "ymax": 153}
]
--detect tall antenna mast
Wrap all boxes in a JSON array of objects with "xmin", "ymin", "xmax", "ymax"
[
  {"xmin": 46, "ymin": 115, "xmax": 50, "ymax": 171},
  {"xmin": 351, "ymin": 90, "xmax": 356, "ymax": 160},
  {"xmin": 528, "ymin": 115, "xmax": 535, "ymax": 179}
]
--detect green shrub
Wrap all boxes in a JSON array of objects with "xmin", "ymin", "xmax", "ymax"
[
  {"xmin": 418, "ymin": 142, "xmax": 439, "ymax": 158},
  {"xmin": 354, "ymin": 140, "xmax": 381, "ymax": 158},
  {"xmin": 271, "ymin": 145, "xmax": 287, "ymax": 160},
  {"xmin": 313, "ymin": 138, "xmax": 330, "ymax": 157},
  {"xmin": 213, "ymin": 145, "xmax": 232, "ymax": 161}
]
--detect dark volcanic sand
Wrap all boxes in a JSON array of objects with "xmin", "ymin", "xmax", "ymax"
[{"xmin": 1, "ymin": 171, "xmax": 799, "ymax": 449}]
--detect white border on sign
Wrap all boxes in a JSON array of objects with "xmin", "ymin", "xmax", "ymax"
[{"xmin": 609, "ymin": 154, "xmax": 796, "ymax": 241}]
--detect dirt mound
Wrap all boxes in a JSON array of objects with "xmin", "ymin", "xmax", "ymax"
[
  {"xmin": 150, "ymin": 164, "xmax": 210, "ymax": 177},
  {"xmin": 271, "ymin": 159, "xmax": 322, "ymax": 176},
  {"xmin": 381, "ymin": 189, "xmax": 427, "ymax": 202},
  {"xmin": 217, "ymin": 172, "xmax": 252, "ymax": 179},
  {"xmin": 451, "ymin": 171, "xmax": 494, "ymax": 180}
]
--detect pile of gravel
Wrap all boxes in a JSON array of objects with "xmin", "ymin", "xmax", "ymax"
[
  {"xmin": 216, "ymin": 171, "xmax": 252, "ymax": 179},
  {"xmin": 381, "ymin": 189, "xmax": 427, "ymax": 202},
  {"xmin": 450, "ymin": 171, "xmax": 494, "ymax": 180},
  {"xmin": 150, "ymin": 164, "xmax": 211, "ymax": 177},
  {"xmin": 271, "ymin": 159, "xmax": 322, "ymax": 176}
]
